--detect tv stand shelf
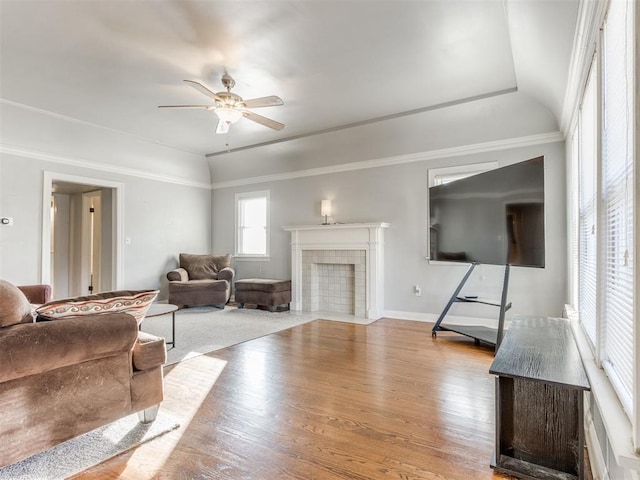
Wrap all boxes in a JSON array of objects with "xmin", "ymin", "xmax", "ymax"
[
  {"xmin": 434, "ymin": 324, "xmax": 499, "ymax": 346},
  {"xmin": 432, "ymin": 263, "xmax": 511, "ymax": 350},
  {"xmin": 455, "ymin": 296, "xmax": 512, "ymax": 310}
]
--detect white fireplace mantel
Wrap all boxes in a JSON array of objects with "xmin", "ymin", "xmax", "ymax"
[{"xmin": 283, "ymin": 223, "xmax": 389, "ymax": 319}]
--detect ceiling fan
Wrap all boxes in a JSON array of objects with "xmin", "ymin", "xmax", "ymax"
[{"xmin": 159, "ymin": 74, "xmax": 284, "ymax": 134}]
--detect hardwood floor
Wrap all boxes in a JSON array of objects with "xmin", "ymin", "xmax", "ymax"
[{"xmin": 74, "ymin": 319, "xmax": 514, "ymax": 479}]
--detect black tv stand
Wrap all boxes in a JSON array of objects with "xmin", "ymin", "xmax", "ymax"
[{"xmin": 431, "ymin": 263, "xmax": 511, "ymax": 350}]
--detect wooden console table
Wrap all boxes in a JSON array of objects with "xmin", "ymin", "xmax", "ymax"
[{"xmin": 489, "ymin": 317, "xmax": 590, "ymax": 480}]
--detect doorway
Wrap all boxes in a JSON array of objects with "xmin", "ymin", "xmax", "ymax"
[{"xmin": 42, "ymin": 172, "xmax": 123, "ymax": 298}]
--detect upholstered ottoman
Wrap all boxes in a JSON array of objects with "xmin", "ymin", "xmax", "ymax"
[{"xmin": 235, "ymin": 279, "xmax": 291, "ymax": 312}]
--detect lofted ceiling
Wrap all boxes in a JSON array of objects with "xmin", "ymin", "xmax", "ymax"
[{"xmin": 0, "ymin": 0, "xmax": 579, "ymax": 158}]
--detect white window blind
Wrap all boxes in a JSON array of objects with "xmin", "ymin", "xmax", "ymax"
[
  {"xmin": 236, "ymin": 191, "xmax": 269, "ymax": 257},
  {"xmin": 578, "ymin": 64, "xmax": 598, "ymax": 346},
  {"xmin": 600, "ymin": 0, "xmax": 634, "ymax": 411}
]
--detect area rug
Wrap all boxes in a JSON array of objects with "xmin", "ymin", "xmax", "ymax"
[
  {"xmin": 0, "ymin": 410, "xmax": 179, "ymax": 480},
  {"xmin": 141, "ymin": 306, "xmax": 320, "ymax": 365}
]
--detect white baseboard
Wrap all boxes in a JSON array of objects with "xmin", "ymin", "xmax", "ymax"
[{"xmin": 585, "ymin": 407, "xmax": 609, "ymax": 480}]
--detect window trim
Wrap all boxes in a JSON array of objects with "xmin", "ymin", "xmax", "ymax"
[{"xmin": 234, "ymin": 190, "xmax": 270, "ymax": 260}]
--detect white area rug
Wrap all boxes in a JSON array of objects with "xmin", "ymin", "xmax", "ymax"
[
  {"xmin": 141, "ymin": 306, "xmax": 321, "ymax": 365},
  {"xmin": 0, "ymin": 410, "xmax": 179, "ymax": 480}
]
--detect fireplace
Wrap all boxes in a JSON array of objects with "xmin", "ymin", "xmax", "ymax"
[{"xmin": 283, "ymin": 223, "xmax": 389, "ymax": 319}]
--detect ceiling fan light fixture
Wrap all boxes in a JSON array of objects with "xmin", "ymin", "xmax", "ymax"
[{"xmin": 215, "ymin": 106, "xmax": 243, "ymax": 125}]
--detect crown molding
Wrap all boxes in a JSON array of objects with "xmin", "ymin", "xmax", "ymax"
[
  {"xmin": 0, "ymin": 98, "xmax": 203, "ymax": 157},
  {"xmin": 210, "ymin": 131, "xmax": 564, "ymax": 190},
  {"xmin": 0, "ymin": 143, "xmax": 211, "ymax": 189}
]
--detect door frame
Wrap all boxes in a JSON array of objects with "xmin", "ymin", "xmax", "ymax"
[{"xmin": 42, "ymin": 171, "xmax": 124, "ymax": 289}]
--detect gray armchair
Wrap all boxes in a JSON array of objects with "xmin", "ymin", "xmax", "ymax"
[{"xmin": 166, "ymin": 253, "xmax": 234, "ymax": 309}]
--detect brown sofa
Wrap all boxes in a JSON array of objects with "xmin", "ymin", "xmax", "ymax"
[
  {"xmin": 0, "ymin": 280, "xmax": 166, "ymax": 468},
  {"xmin": 167, "ymin": 253, "xmax": 234, "ymax": 308}
]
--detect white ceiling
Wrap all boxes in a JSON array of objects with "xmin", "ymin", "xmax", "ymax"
[{"xmin": 0, "ymin": 0, "xmax": 579, "ymax": 158}]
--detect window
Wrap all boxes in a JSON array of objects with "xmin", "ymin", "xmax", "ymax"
[
  {"xmin": 428, "ymin": 161, "xmax": 498, "ymax": 187},
  {"xmin": 569, "ymin": 0, "xmax": 636, "ymax": 424},
  {"xmin": 235, "ymin": 190, "xmax": 269, "ymax": 258},
  {"xmin": 577, "ymin": 62, "xmax": 598, "ymax": 347}
]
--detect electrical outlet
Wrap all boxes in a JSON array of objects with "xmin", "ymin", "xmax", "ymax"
[{"xmin": 414, "ymin": 285, "xmax": 421, "ymax": 296}]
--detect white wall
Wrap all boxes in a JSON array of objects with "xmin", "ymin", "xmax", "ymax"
[{"xmin": 0, "ymin": 102, "xmax": 212, "ymax": 300}]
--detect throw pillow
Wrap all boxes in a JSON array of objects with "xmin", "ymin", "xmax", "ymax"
[
  {"xmin": 0, "ymin": 279, "xmax": 35, "ymax": 327},
  {"xmin": 180, "ymin": 253, "xmax": 231, "ymax": 280},
  {"xmin": 36, "ymin": 289, "xmax": 159, "ymax": 323}
]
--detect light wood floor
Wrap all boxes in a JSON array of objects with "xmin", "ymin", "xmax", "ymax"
[{"xmin": 74, "ymin": 318, "xmax": 515, "ymax": 479}]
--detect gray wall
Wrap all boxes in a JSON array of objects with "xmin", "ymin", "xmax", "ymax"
[
  {"xmin": 210, "ymin": 90, "xmax": 566, "ymax": 320},
  {"xmin": 212, "ymin": 141, "xmax": 567, "ymax": 319},
  {"xmin": 0, "ymin": 102, "xmax": 212, "ymax": 301}
]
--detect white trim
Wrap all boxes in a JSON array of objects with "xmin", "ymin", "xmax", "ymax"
[
  {"xmin": 585, "ymin": 400, "xmax": 610, "ymax": 480},
  {"xmin": 42, "ymin": 171, "xmax": 124, "ymax": 290},
  {"xmin": 0, "ymin": 98, "xmax": 202, "ymax": 157},
  {"xmin": 234, "ymin": 255, "xmax": 271, "ymax": 262},
  {"xmin": 211, "ymin": 132, "xmax": 564, "ymax": 190},
  {"xmin": 567, "ymin": 306, "xmax": 640, "ymax": 470},
  {"xmin": 1, "ymin": 143, "xmax": 210, "ymax": 189}
]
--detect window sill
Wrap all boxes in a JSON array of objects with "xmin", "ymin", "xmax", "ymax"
[
  {"xmin": 565, "ymin": 305, "xmax": 640, "ymax": 470},
  {"xmin": 234, "ymin": 255, "xmax": 270, "ymax": 262}
]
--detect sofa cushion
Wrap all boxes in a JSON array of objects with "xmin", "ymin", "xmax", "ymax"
[
  {"xmin": 36, "ymin": 290, "xmax": 159, "ymax": 323},
  {"xmin": 133, "ymin": 331, "xmax": 166, "ymax": 371},
  {"xmin": 180, "ymin": 253, "xmax": 231, "ymax": 280},
  {"xmin": 0, "ymin": 280, "xmax": 35, "ymax": 327},
  {"xmin": 168, "ymin": 279, "xmax": 228, "ymax": 293}
]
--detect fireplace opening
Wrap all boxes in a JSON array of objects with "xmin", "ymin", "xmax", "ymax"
[{"xmin": 301, "ymin": 250, "xmax": 365, "ymax": 316}]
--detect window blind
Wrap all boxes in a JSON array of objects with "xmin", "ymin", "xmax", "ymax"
[
  {"xmin": 239, "ymin": 196, "xmax": 267, "ymax": 255},
  {"xmin": 569, "ymin": 131, "xmax": 580, "ymax": 308},
  {"xmin": 601, "ymin": 0, "xmax": 634, "ymax": 412},
  {"xmin": 578, "ymin": 65, "xmax": 598, "ymax": 347}
]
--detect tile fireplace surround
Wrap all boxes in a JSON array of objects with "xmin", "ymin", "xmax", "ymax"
[{"xmin": 283, "ymin": 223, "xmax": 389, "ymax": 320}]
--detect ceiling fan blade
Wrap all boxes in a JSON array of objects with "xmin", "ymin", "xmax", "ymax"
[
  {"xmin": 183, "ymin": 80, "xmax": 224, "ymax": 103},
  {"xmin": 158, "ymin": 105, "xmax": 213, "ymax": 109},
  {"xmin": 242, "ymin": 95, "xmax": 284, "ymax": 108},
  {"xmin": 216, "ymin": 119, "xmax": 230, "ymax": 134},
  {"xmin": 243, "ymin": 110, "xmax": 285, "ymax": 131}
]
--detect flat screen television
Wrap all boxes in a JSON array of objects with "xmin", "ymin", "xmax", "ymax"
[{"xmin": 429, "ymin": 156, "xmax": 545, "ymax": 268}]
